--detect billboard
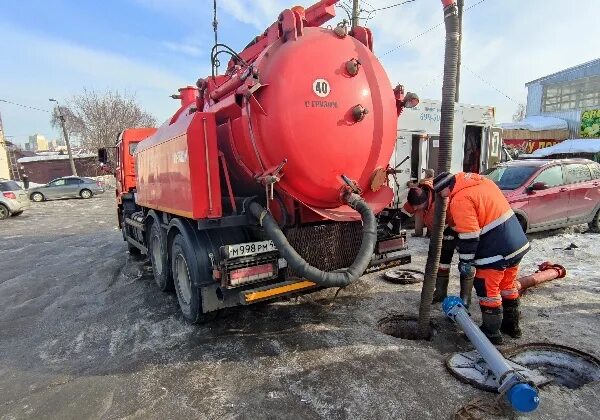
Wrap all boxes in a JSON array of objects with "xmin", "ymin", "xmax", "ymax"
[{"xmin": 581, "ymin": 109, "xmax": 600, "ymax": 138}]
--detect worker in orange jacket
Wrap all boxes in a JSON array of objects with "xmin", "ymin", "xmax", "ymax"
[
  {"xmin": 433, "ymin": 172, "xmax": 530, "ymax": 345},
  {"xmin": 402, "ymin": 178, "xmax": 474, "ymax": 307}
]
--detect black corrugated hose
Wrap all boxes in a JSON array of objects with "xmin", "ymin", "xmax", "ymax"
[
  {"xmin": 417, "ymin": 0, "xmax": 459, "ymax": 338},
  {"xmin": 248, "ymin": 192, "xmax": 377, "ymax": 288}
]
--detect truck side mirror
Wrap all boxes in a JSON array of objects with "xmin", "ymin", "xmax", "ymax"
[{"xmin": 98, "ymin": 148, "xmax": 108, "ymax": 164}]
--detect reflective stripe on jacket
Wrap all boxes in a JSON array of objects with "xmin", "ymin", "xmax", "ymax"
[{"xmin": 448, "ymin": 172, "xmax": 529, "ymax": 268}]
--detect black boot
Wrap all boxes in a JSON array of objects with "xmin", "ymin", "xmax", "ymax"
[
  {"xmin": 459, "ymin": 272, "xmax": 474, "ymax": 308},
  {"xmin": 432, "ymin": 271, "xmax": 450, "ymax": 304},
  {"xmin": 501, "ymin": 298, "xmax": 522, "ymax": 338},
  {"xmin": 480, "ymin": 306, "xmax": 504, "ymax": 345}
]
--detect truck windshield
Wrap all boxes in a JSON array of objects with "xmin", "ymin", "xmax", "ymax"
[{"xmin": 482, "ymin": 166, "xmax": 538, "ymax": 190}]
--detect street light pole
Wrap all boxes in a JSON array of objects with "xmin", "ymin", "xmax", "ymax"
[
  {"xmin": 351, "ymin": 0, "xmax": 359, "ymax": 29},
  {"xmin": 49, "ymin": 98, "xmax": 78, "ymax": 176}
]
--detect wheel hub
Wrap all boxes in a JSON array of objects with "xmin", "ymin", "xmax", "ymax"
[{"xmin": 175, "ymin": 254, "xmax": 192, "ymax": 304}]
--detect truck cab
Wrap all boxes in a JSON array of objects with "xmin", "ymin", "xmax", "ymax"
[{"xmin": 99, "ymin": 128, "xmax": 156, "ymax": 227}]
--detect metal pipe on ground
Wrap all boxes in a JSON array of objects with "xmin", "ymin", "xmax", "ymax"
[
  {"xmin": 516, "ymin": 262, "xmax": 567, "ymax": 295},
  {"xmin": 417, "ymin": 0, "xmax": 459, "ymax": 338},
  {"xmin": 443, "ymin": 297, "xmax": 540, "ymax": 413}
]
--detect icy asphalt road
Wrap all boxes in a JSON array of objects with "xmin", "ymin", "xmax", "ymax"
[{"xmin": 0, "ymin": 193, "xmax": 599, "ymax": 419}]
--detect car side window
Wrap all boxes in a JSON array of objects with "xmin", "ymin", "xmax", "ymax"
[
  {"xmin": 66, "ymin": 178, "xmax": 81, "ymax": 185},
  {"xmin": 49, "ymin": 179, "xmax": 66, "ymax": 186},
  {"xmin": 531, "ymin": 165, "xmax": 564, "ymax": 187},
  {"xmin": 565, "ymin": 164, "xmax": 592, "ymax": 184},
  {"xmin": 590, "ymin": 163, "xmax": 600, "ymax": 179}
]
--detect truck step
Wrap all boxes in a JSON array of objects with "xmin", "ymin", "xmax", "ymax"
[{"xmin": 241, "ymin": 280, "xmax": 317, "ymax": 304}]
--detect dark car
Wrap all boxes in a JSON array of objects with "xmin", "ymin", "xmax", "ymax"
[
  {"xmin": 482, "ymin": 159, "xmax": 600, "ymax": 233},
  {"xmin": 29, "ymin": 176, "xmax": 105, "ymax": 202}
]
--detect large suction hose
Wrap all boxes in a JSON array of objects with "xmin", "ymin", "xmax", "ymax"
[
  {"xmin": 417, "ymin": 0, "xmax": 459, "ymax": 337},
  {"xmin": 248, "ymin": 193, "xmax": 377, "ymax": 288}
]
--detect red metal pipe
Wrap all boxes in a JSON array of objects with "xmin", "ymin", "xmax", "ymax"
[{"xmin": 516, "ymin": 262, "xmax": 567, "ymax": 294}]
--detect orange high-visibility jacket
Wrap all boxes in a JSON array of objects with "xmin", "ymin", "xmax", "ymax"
[{"xmin": 448, "ymin": 173, "xmax": 529, "ymax": 268}]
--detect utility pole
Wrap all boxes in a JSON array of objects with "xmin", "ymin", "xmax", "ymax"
[
  {"xmin": 49, "ymin": 99, "xmax": 78, "ymax": 176},
  {"xmin": 455, "ymin": 0, "xmax": 464, "ymax": 103},
  {"xmin": 351, "ymin": 0, "xmax": 360, "ymax": 29}
]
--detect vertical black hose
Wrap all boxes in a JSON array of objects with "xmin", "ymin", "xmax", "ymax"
[{"xmin": 417, "ymin": 1, "xmax": 459, "ymax": 337}]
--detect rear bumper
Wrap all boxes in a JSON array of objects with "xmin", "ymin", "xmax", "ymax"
[{"xmin": 4, "ymin": 199, "xmax": 30, "ymax": 213}]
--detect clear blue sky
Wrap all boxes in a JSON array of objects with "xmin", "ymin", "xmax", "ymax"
[{"xmin": 1, "ymin": 0, "xmax": 598, "ymax": 146}]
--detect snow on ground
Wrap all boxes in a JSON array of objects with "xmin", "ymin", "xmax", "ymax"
[{"xmin": 0, "ymin": 195, "xmax": 598, "ymax": 419}]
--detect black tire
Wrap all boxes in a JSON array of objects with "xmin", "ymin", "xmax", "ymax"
[
  {"xmin": 589, "ymin": 209, "xmax": 600, "ymax": 233},
  {"xmin": 171, "ymin": 233, "xmax": 206, "ymax": 324},
  {"xmin": 31, "ymin": 192, "xmax": 44, "ymax": 202},
  {"xmin": 516, "ymin": 215, "xmax": 527, "ymax": 233},
  {"xmin": 0, "ymin": 204, "xmax": 9, "ymax": 220},
  {"xmin": 80, "ymin": 189, "xmax": 93, "ymax": 199},
  {"xmin": 10, "ymin": 210, "xmax": 23, "ymax": 217},
  {"xmin": 148, "ymin": 221, "xmax": 173, "ymax": 292}
]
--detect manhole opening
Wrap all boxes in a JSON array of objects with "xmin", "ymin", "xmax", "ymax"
[
  {"xmin": 506, "ymin": 344, "xmax": 600, "ymax": 390},
  {"xmin": 377, "ymin": 315, "xmax": 436, "ymax": 341}
]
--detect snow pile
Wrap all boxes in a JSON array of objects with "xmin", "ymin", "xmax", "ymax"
[
  {"xmin": 500, "ymin": 116, "xmax": 568, "ymax": 131},
  {"xmin": 530, "ymin": 139, "xmax": 600, "ymax": 157}
]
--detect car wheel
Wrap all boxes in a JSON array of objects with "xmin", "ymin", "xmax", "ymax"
[
  {"xmin": 10, "ymin": 211, "xmax": 23, "ymax": 217},
  {"xmin": 80, "ymin": 189, "xmax": 93, "ymax": 199},
  {"xmin": 588, "ymin": 208, "xmax": 600, "ymax": 233},
  {"xmin": 0, "ymin": 204, "xmax": 9, "ymax": 220},
  {"xmin": 31, "ymin": 192, "xmax": 44, "ymax": 202},
  {"xmin": 516, "ymin": 214, "xmax": 527, "ymax": 233},
  {"xmin": 171, "ymin": 233, "xmax": 214, "ymax": 324},
  {"xmin": 149, "ymin": 222, "xmax": 173, "ymax": 292}
]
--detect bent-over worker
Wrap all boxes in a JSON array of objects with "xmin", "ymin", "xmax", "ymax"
[{"xmin": 433, "ymin": 172, "xmax": 530, "ymax": 345}]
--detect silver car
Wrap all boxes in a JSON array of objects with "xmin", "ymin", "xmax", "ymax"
[
  {"xmin": 29, "ymin": 176, "xmax": 105, "ymax": 202},
  {"xmin": 0, "ymin": 179, "xmax": 30, "ymax": 220}
]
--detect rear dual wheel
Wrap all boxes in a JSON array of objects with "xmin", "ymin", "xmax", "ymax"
[
  {"xmin": 148, "ymin": 222, "xmax": 174, "ymax": 292},
  {"xmin": 171, "ymin": 233, "xmax": 209, "ymax": 324}
]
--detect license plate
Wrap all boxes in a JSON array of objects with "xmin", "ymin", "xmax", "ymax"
[{"xmin": 224, "ymin": 240, "xmax": 277, "ymax": 259}]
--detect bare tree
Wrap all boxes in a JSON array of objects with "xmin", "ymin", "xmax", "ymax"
[
  {"xmin": 512, "ymin": 103, "xmax": 526, "ymax": 122},
  {"xmin": 51, "ymin": 89, "xmax": 157, "ymax": 151}
]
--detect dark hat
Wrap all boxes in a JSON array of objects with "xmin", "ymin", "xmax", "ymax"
[
  {"xmin": 433, "ymin": 171, "xmax": 456, "ymax": 193},
  {"xmin": 407, "ymin": 187, "xmax": 429, "ymax": 206}
]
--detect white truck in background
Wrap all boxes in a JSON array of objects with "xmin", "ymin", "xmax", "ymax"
[{"xmin": 390, "ymin": 99, "xmax": 503, "ymax": 205}]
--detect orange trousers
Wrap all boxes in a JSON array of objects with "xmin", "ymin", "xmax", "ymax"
[{"xmin": 473, "ymin": 265, "xmax": 520, "ymax": 308}]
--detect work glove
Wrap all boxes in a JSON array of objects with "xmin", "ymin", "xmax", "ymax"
[{"xmin": 458, "ymin": 261, "xmax": 474, "ymax": 277}]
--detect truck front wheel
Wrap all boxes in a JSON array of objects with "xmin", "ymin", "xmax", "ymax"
[
  {"xmin": 149, "ymin": 222, "xmax": 173, "ymax": 292},
  {"xmin": 171, "ymin": 233, "xmax": 204, "ymax": 324}
]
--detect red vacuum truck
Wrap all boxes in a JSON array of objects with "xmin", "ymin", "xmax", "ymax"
[{"xmin": 99, "ymin": 0, "xmax": 419, "ymax": 323}]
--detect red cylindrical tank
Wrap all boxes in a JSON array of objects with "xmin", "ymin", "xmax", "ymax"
[{"xmin": 218, "ymin": 27, "xmax": 398, "ymax": 210}]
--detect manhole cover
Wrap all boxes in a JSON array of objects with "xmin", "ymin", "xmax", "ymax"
[
  {"xmin": 504, "ymin": 343, "xmax": 600, "ymax": 390},
  {"xmin": 383, "ymin": 268, "xmax": 424, "ymax": 284},
  {"xmin": 377, "ymin": 314, "xmax": 435, "ymax": 341}
]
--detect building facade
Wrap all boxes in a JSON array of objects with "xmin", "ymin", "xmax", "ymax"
[
  {"xmin": 525, "ymin": 58, "xmax": 600, "ymax": 138},
  {"xmin": 27, "ymin": 134, "xmax": 49, "ymax": 152},
  {"xmin": 17, "ymin": 154, "xmax": 100, "ymax": 184}
]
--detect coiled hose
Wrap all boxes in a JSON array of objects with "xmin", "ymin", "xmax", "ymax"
[{"xmin": 248, "ymin": 193, "xmax": 376, "ymax": 288}]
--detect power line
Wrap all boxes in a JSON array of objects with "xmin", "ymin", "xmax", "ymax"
[
  {"xmin": 380, "ymin": 0, "xmax": 490, "ymax": 57},
  {"xmin": 0, "ymin": 98, "xmax": 51, "ymax": 113},
  {"xmin": 369, "ymin": 0, "xmax": 416, "ymax": 12},
  {"xmin": 462, "ymin": 64, "xmax": 519, "ymax": 104}
]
